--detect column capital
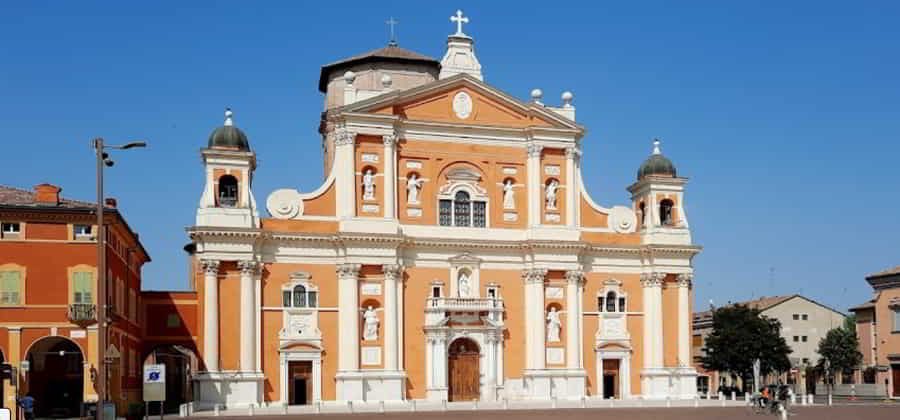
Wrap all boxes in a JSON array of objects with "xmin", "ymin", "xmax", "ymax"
[
  {"xmin": 238, "ymin": 260, "xmax": 260, "ymax": 276},
  {"xmin": 335, "ymin": 129, "xmax": 356, "ymax": 146},
  {"xmin": 565, "ymin": 146, "xmax": 580, "ymax": 159},
  {"xmin": 522, "ymin": 268, "xmax": 548, "ymax": 284},
  {"xmin": 527, "ymin": 143, "xmax": 543, "ymax": 158},
  {"xmin": 640, "ymin": 272, "xmax": 665, "ymax": 288},
  {"xmin": 676, "ymin": 273, "xmax": 693, "ymax": 288},
  {"xmin": 336, "ymin": 263, "xmax": 361, "ymax": 279},
  {"xmin": 201, "ymin": 259, "xmax": 220, "ymax": 275},
  {"xmin": 565, "ymin": 269, "xmax": 585, "ymax": 286},
  {"xmin": 382, "ymin": 264, "xmax": 403, "ymax": 280},
  {"xmin": 382, "ymin": 134, "xmax": 398, "ymax": 147}
]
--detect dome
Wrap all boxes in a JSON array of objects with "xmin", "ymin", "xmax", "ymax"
[
  {"xmin": 637, "ymin": 139, "xmax": 676, "ymax": 180},
  {"xmin": 208, "ymin": 109, "xmax": 250, "ymax": 151}
]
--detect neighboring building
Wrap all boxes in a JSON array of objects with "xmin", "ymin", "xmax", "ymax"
[
  {"xmin": 850, "ymin": 266, "xmax": 900, "ymax": 398},
  {"xmin": 693, "ymin": 294, "xmax": 845, "ymax": 394},
  {"xmin": 0, "ymin": 184, "xmax": 150, "ymax": 417},
  {"xmin": 183, "ymin": 11, "xmax": 701, "ymax": 409}
]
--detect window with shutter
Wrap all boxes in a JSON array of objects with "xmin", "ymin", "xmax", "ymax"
[
  {"xmin": 73, "ymin": 272, "xmax": 94, "ymax": 304},
  {"xmin": 0, "ymin": 271, "xmax": 22, "ymax": 305}
]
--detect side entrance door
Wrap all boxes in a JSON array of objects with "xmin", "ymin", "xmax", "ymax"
[{"xmin": 448, "ymin": 338, "xmax": 480, "ymax": 401}]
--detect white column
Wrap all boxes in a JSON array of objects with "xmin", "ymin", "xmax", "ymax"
[
  {"xmin": 526, "ymin": 144, "xmax": 543, "ymax": 227},
  {"xmin": 565, "ymin": 270, "xmax": 584, "ymax": 369},
  {"xmin": 426, "ymin": 336, "xmax": 434, "ymax": 389},
  {"xmin": 383, "ymin": 264, "xmax": 401, "ymax": 370},
  {"xmin": 565, "ymin": 147, "xmax": 578, "ymax": 227},
  {"xmin": 238, "ymin": 260, "xmax": 259, "ymax": 371},
  {"xmin": 334, "ymin": 128, "xmax": 357, "ymax": 219},
  {"xmin": 397, "ymin": 272, "xmax": 405, "ymax": 370},
  {"xmin": 523, "ymin": 268, "xmax": 547, "ymax": 369},
  {"xmin": 676, "ymin": 273, "xmax": 693, "ymax": 367},
  {"xmin": 201, "ymin": 259, "xmax": 220, "ymax": 372},
  {"xmin": 597, "ymin": 353, "xmax": 604, "ymax": 398},
  {"xmin": 621, "ymin": 353, "xmax": 631, "ymax": 398},
  {"xmin": 640, "ymin": 273, "xmax": 665, "ymax": 368},
  {"xmin": 337, "ymin": 263, "xmax": 361, "ymax": 371},
  {"xmin": 382, "ymin": 135, "xmax": 397, "ymax": 219}
]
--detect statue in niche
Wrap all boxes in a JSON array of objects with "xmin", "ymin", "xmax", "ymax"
[
  {"xmin": 546, "ymin": 307, "xmax": 561, "ymax": 342},
  {"xmin": 545, "ymin": 179, "xmax": 559, "ymax": 210},
  {"xmin": 362, "ymin": 169, "xmax": 375, "ymax": 201},
  {"xmin": 363, "ymin": 306, "xmax": 379, "ymax": 340},
  {"xmin": 458, "ymin": 271, "xmax": 471, "ymax": 297},
  {"xmin": 503, "ymin": 179, "xmax": 515, "ymax": 209},
  {"xmin": 406, "ymin": 173, "xmax": 423, "ymax": 204}
]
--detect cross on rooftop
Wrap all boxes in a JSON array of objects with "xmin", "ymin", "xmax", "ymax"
[
  {"xmin": 386, "ymin": 17, "xmax": 399, "ymax": 46},
  {"xmin": 451, "ymin": 10, "xmax": 469, "ymax": 36}
]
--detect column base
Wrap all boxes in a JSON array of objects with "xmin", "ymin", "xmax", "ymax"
[
  {"xmin": 193, "ymin": 371, "xmax": 264, "ymax": 409},
  {"xmin": 523, "ymin": 369, "xmax": 587, "ymax": 399},
  {"xmin": 640, "ymin": 367, "xmax": 698, "ymax": 400},
  {"xmin": 336, "ymin": 370, "xmax": 407, "ymax": 402}
]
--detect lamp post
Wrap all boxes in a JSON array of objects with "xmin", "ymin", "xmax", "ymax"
[{"xmin": 93, "ymin": 138, "xmax": 145, "ymax": 420}]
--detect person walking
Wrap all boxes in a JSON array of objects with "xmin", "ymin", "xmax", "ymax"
[{"xmin": 17, "ymin": 394, "xmax": 35, "ymax": 420}]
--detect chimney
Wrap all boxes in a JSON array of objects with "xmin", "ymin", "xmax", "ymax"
[
  {"xmin": 105, "ymin": 198, "xmax": 118, "ymax": 208},
  {"xmin": 33, "ymin": 184, "xmax": 61, "ymax": 205}
]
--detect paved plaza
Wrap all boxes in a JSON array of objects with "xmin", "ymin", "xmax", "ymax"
[{"xmin": 196, "ymin": 405, "xmax": 899, "ymax": 420}]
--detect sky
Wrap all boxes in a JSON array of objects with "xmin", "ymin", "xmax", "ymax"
[{"xmin": 2, "ymin": 1, "xmax": 899, "ymax": 313}]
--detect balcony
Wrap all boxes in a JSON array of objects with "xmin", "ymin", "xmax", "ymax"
[
  {"xmin": 426, "ymin": 297, "xmax": 503, "ymax": 312},
  {"xmin": 68, "ymin": 303, "xmax": 97, "ymax": 324}
]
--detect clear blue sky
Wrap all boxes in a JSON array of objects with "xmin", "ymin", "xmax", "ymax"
[{"xmin": 2, "ymin": 1, "xmax": 898, "ymax": 313}]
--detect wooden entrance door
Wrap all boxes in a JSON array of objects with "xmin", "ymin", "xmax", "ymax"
[
  {"xmin": 602, "ymin": 359, "xmax": 620, "ymax": 399},
  {"xmin": 892, "ymin": 365, "xmax": 900, "ymax": 397},
  {"xmin": 288, "ymin": 361, "xmax": 312, "ymax": 405},
  {"xmin": 448, "ymin": 338, "xmax": 480, "ymax": 401}
]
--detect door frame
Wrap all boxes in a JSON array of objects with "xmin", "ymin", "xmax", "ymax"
[
  {"xmin": 279, "ymin": 347, "xmax": 321, "ymax": 405},
  {"xmin": 596, "ymin": 349, "xmax": 631, "ymax": 399},
  {"xmin": 447, "ymin": 337, "xmax": 481, "ymax": 401}
]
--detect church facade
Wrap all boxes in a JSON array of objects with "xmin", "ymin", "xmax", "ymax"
[{"xmin": 188, "ymin": 11, "xmax": 699, "ymax": 408}]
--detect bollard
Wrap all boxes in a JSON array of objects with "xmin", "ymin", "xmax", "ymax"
[
  {"xmin": 411, "ymin": 400, "xmax": 416, "ymax": 412},
  {"xmin": 473, "ymin": 398, "xmax": 478, "ymax": 410},
  {"xmin": 745, "ymin": 393, "xmax": 750, "ymax": 403},
  {"xmin": 694, "ymin": 396, "xmax": 699, "ymax": 408},
  {"xmin": 581, "ymin": 396, "xmax": 586, "ymax": 409},
  {"xmin": 791, "ymin": 394, "xmax": 796, "ymax": 405},
  {"xmin": 348, "ymin": 401, "xmax": 353, "ymax": 414},
  {"xmin": 316, "ymin": 401, "xmax": 321, "ymax": 414},
  {"xmin": 718, "ymin": 391, "xmax": 724, "ymax": 401},
  {"xmin": 379, "ymin": 400, "xmax": 385, "ymax": 414},
  {"xmin": 731, "ymin": 391, "xmax": 736, "ymax": 401},
  {"xmin": 503, "ymin": 398, "xmax": 509, "ymax": 410},
  {"xmin": 720, "ymin": 396, "xmax": 726, "ymax": 407},
  {"xmin": 828, "ymin": 393, "xmax": 832, "ymax": 406},
  {"xmin": 213, "ymin": 405, "xmax": 220, "ymax": 417},
  {"xmin": 609, "ymin": 397, "xmax": 614, "ymax": 408},
  {"xmin": 666, "ymin": 396, "xmax": 671, "ymax": 408},
  {"xmin": 779, "ymin": 404, "xmax": 788, "ymax": 420},
  {"xmin": 248, "ymin": 404, "xmax": 254, "ymax": 416},
  {"xmin": 442, "ymin": 399, "xmax": 447, "ymax": 411},
  {"xmin": 552, "ymin": 397, "xmax": 557, "ymax": 409}
]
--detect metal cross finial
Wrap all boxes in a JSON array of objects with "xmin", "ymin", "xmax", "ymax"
[
  {"xmin": 386, "ymin": 17, "xmax": 399, "ymax": 46},
  {"xmin": 450, "ymin": 9, "xmax": 469, "ymax": 36}
]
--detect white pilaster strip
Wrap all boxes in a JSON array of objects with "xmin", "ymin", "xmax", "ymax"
[
  {"xmin": 335, "ymin": 129, "xmax": 356, "ymax": 219},
  {"xmin": 526, "ymin": 144, "xmax": 543, "ymax": 226},
  {"xmin": 337, "ymin": 263, "xmax": 361, "ymax": 371},
  {"xmin": 565, "ymin": 270, "xmax": 584, "ymax": 369},
  {"xmin": 201, "ymin": 259, "xmax": 220, "ymax": 371},
  {"xmin": 382, "ymin": 135, "xmax": 397, "ymax": 219},
  {"xmin": 238, "ymin": 260, "xmax": 259, "ymax": 371},
  {"xmin": 523, "ymin": 268, "xmax": 547, "ymax": 369},
  {"xmin": 565, "ymin": 147, "xmax": 577, "ymax": 227},
  {"xmin": 677, "ymin": 273, "xmax": 693, "ymax": 366},
  {"xmin": 383, "ymin": 264, "xmax": 401, "ymax": 370}
]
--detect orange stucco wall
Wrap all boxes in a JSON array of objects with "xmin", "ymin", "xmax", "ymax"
[
  {"xmin": 662, "ymin": 278, "xmax": 680, "ymax": 368},
  {"xmin": 374, "ymin": 87, "xmax": 554, "ymax": 128}
]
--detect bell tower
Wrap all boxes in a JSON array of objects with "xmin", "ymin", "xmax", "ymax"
[
  {"xmin": 196, "ymin": 108, "xmax": 260, "ymax": 228},
  {"xmin": 628, "ymin": 139, "xmax": 691, "ymax": 245}
]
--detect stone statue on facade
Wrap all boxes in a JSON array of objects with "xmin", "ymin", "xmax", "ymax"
[
  {"xmin": 363, "ymin": 169, "xmax": 375, "ymax": 201},
  {"xmin": 458, "ymin": 272, "xmax": 471, "ymax": 297},
  {"xmin": 545, "ymin": 179, "xmax": 559, "ymax": 210},
  {"xmin": 547, "ymin": 307, "xmax": 561, "ymax": 342},
  {"xmin": 406, "ymin": 173, "xmax": 423, "ymax": 204},
  {"xmin": 503, "ymin": 179, "xmax": 515, "ymax": 209},
  {"xmin": 363, "ymin": 306, "xmax": 379, "ymax": 340}
]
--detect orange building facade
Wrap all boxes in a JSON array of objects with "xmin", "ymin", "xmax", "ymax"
[
  {"xmin": 0, "ymin": 184, "xmax": 150, "ymax": 417},
  {"xmin": 187, "ymin": 11, "xmax": 701, "ymax": 409},
  {"xmin": 851, "ymin": 266, "xmax": 900, "ymax": 398}
]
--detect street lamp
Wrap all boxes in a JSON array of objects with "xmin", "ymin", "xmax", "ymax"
[{"xmin": 93, "ymin": 137, "xmax": 146, "ymax": 420}]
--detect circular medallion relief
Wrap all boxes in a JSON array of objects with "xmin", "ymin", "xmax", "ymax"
[
  {"xmin": 266, "ymin": 189, "xmax": 304, "ymax": 219},
  {"xmin": 609, "ymin": 205, "xmax": 638, "ymax": 234},
  {"xmin": 452, "ymin": 91, "xmax": 473, "ymax": 119}
]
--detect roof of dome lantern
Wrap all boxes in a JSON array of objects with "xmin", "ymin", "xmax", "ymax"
[
  {"xmin": 207, "ymin": 108, "xmax": 250, "ymax": 151},
  {"xmin": 637, "ymin": 139, "xmax": 677, "ymax": 180}
]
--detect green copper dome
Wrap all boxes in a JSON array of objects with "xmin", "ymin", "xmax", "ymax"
[
  {"xmin": 637, "ymin": 139, "xmax": 676, "ymax": 180},
  {"xmin": 208, "ymin": 109, "xmax": 250, "ymax": 151}
]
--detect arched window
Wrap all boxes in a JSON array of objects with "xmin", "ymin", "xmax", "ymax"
[
  {"xmin": 282, "ymin": 284, "xmax": 317, "ymax": 308},
  {"xmin": 218, "ymin": 175, "xmax": 239, "ymax": 207},
  {"xmin": 439, "ymin": 189, "xmax": 487, "ymax": 228},
  {"xmin": 606, "ymin": 291, "xmax": 617, "ymax": 312},
  {"xmin": 660, "ymin": 199, "xmax": 674, "ymax": 226},
  {"xmin": 638, "ymin": 202, "xmax": 646, "ymax": 226}
]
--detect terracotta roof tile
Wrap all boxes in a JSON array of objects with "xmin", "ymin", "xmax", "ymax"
[
  {"xmin": 0, "ymin": 184, "xmax": 94, "ymax": 208},
  {"xmin": 867, "ymin": 266, "xmax": 900, "ymax": 279}
]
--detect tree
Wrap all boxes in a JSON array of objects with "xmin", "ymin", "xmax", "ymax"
[
  {"xmin": 842, "ymin": 314, "xmax": 857, "ymax": 334},
  {"xmin": 816, "ymin": 325, "xmax": 862, "ymax": 381},
  {"xmin": 700, "ymin": 304, "xmax": 792, "ymax": 388}
]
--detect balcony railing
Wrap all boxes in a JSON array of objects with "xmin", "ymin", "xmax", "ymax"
[
  {"xmin": 68, "ymin": 303, "xmax": 97, "ymax": 324},
  {"xmin": 426, "ymin": 297, "xmax": 504, "ymax": 312}
]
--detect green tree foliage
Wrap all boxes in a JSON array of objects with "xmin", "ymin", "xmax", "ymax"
[
  {"xmin": 842, "ymin": 314, "xmax": 857, "ymax": 334},
  {"xmin": 700, "ymin": 304, "xmax": 792, "ymax": 382},
  {"xmin": 816, "ymin": 325, "xmax": 862, "ymax": 377}
]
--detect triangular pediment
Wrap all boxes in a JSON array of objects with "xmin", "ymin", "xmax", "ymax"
[{"xmin": 342, "ymin": 74, "xmax": 580, "ymax": 130}]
